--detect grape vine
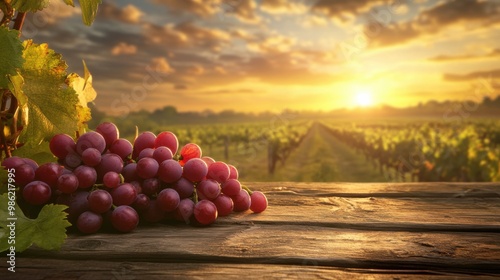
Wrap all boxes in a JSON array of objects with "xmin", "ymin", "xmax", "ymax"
[
  {"xmin": 0, "ymin": 0, "xmax": 101, "ymax": 162},
  {"xmin": 0, "ymin": 0, "xmax": 103, "ymax": 252}
]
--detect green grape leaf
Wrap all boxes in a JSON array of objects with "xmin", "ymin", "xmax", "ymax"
[
  {"xmin": 11, "ymin": 0, "xmax": 50, "ymax": 12},
  {"xmin": 63, "ymin": 0, "xmax": 75, "ymax": 7},
  {"xmin": 18, "ymin": 40, "xmax": 80, "ymax": 150},
  {"xmin": 7, "ymin": 73, "xmax": 27, "ymax": 106},
  {"xmin": 66, "ymin": 60, "xmax": 97, "ymax": 133},
  {"xmin": 78, "ymin": 0, "xmax": 102, "ymax": 26},
  {"xmin": 0, "ymin": 194, "xmax": 71, "ymax": 252},
  {"xmin": 7, "ymin": 74, "xmax": 29, "ymax": 136},
  {"xmin": 12, "ymin": 141, "xmax": 54, "ymax": 165},
  {"xmin": 0, "ymin": 27, "xmax": 24, "ymax": 88}
]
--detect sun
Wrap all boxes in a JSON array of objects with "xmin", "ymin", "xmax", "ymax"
[{"xmin": 355, "ymin": 90, "xmax": 373, "ymax": 107}]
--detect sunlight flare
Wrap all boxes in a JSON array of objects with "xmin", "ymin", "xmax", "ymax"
[{"xmin": 355, "ymin": 90, "xmax": 373, "ymax": 107}]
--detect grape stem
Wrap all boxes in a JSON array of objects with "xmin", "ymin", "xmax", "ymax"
[
  {"xmin": 192, "ymin": 190, "xmax": 198, "ymax": 204},
  {"xmin": 241, "ymin": 185, "xmax": 253, "ymax": 195},
  {"xmin": 13, "ymin": 11, "xmax": 26, "ymax": 32},
  {"xmin": 0, "ymin": 10, "xmax": 26, "ymax": 160}
]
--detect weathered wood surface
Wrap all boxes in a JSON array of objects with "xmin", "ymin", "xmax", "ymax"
[{"xmin": 4, "ymin": 182, "xmax": 500, "ymax": 279}]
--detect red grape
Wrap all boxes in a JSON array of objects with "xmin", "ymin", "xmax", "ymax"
[
  {"xmin": 152, "ymin": 146, "xmax": 173, "ymax": 163},
  {"xmin": 49, "ymin": 134, "xmax": 76, "ymax": 159},
  {"xmin": 194, "ymin": 200, "xmax": 218, "ymax": 226},
  {"xmin": 95, "ymin": 122, "xmax": 119, "ymax": 148},
  {"xmin": 77, "ymin": 211, "xmax": 103, "ymax": 234},
  {"xmin": 158, "ymin": 159, "xmax": 182, "ymax": 183},
  {"xmin": 111, "ymin": 205, "xmax": 139, "ymax": 233},
  {"xmin": 23, "ymin": 181, "xmax": 52, "ymax": 205},
  {"xmin": 57, "ymin": 173, "xmax": 79, "ymax": 194},
  {"xmin": 221, "ymin": 179, "xmax": 241, "ymax": 197},
  {"xmin": 81, "ymin": 148, "xmax": 101, "ymax": 167},
  {"xmin": 179, "ymin": 143, "xmax": 202, "ymax": 166},
  {"xmin": 111, "ymin": 183, "xmax": 137, "ymax": 206},
  {"xmin": 157, "ymin": 188, "xmax": 180, "ymax": 212},
  {"xmin": 154, "ymin": 131, "xmax": 178, "ymax": 155},
  {"xmin": 206, "ymin": 161, "xmax": 230, "ymax": 183},
  {"xmin": 132, "ymin": 132, "xmax": 156, "ymax": 159},
  {"xmin": 136, "ymin": 157, "xmax": 159, "ymax": 179},
  {"xmin": 183, "ymin": 158, "xmax": 208, "ymax": 182},
  {"xmin": 76, "ymin": 131, "xmax": 106, "ymax": 155},
  {"xmin": 197, "ymin": 179, "xmax": 221, "ymax": 201},
  {"xmin": 88, "ymin": 189, "xmax": 113, "ymax": 213},
  {"xmin": 109, "ymin": 138, "xmax": 133, "ymax": 160},
  {"xmin": 232, "ymin": 189, "xmax": 251, "ymax": 212},
  {"xmin": 213, "ymin": 194, "xmax": 234, "ymax": 217},
  {"xmin": 103, "ymin": 171, "xmax": 121, "ymax": 188},
  {"xmin": 250, "ymin": 191, "xmax": 268, "ymax": 213},
  {"xmin": 73, "ymin": 165, "xmax": 97, "ymax": 189}
]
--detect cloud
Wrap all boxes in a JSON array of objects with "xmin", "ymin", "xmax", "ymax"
[
  {"xmin": 418, "ymin": 0, "xmax": 500, "ymax": 28},
  {"xmin": 152, "ymin": 0, "xmax": 220, "ymax": 17},
  {"xmin": 311, "ymin": 0, "xmax": 392, "ymax": 21},
  {"xmin": 111, "ymin": 42, "xmax": 138, "ymax": 55},
  {"xmin": 185, "ymin": 65, "xmax": 205, "ymax": 75},
  {"xmin": 260, "ymin": 0, "xmax": 307, "ymax": 14},
  {"xmin": 151, "ymin": 57, "xmax": 175, "ymax": 74},
  {"xmin": 174, "ymin": 84, "xmax": 188, "ymax": 90},
  {"xmin": 143, "ymin": 21, "xmax": 230, "ymax": 52},
  {"xmin": 98, "ymin": 3, "xmax": 144, "ymax": 23},
  {"xmin": 366, "ymin": 21, "xmax": 420, "ymax": 47},
  {"xmin": 443, "ymin": 69, "xmax": 500, "ymax": 82},
  {"xmin": 229, "ymin": 0, "xmax": 261, "ymax": 23},
  {"xmin": 301, "ymin": 14, "xmax": 329, "ymax": 27},
  {"xmin": 230, "ymin": 28, "xmax": 255, "ymax": 41},
  {"xmin": 429, "ymin": 49, "xmax": 500, "ymax": 62},
  {"xmin": 367, "ymin": 0, "xmax": 500, "ymax": 48},
  {"xmin": 242, "ymin": 53, "xmax": 346, "ymax": 85},
  {"xmin": 23, "ymin": 1, "xmax": 80, "ymax": 31},
  {"xmin": 247, "ymin": 34, "xmax": 296, "ymax": 54}
]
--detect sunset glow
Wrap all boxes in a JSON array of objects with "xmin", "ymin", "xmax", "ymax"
[
  {"xmin": 25, "ymin": 0, "xmax": 500, "ymax": 115},
  {"xmin": 355, "ymin": 90, "xmax": 373, "ymax": 108}
]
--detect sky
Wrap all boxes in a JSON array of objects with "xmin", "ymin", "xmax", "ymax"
[{"xmin": 19, "ymin": 0, "xmax": 500, "ymax": 115}]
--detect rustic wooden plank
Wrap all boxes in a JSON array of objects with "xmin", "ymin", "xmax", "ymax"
[
  {"xmin": 10, "ymin": 183, "xmax": 500, "ymax": 278},
  {"xmin": 20, "ymin": 224, "xmax": 500, "ymax": 275},
  {"xmin": 247, "ymin": 182, "xmax": 500, "ymax": 198},
  {"xmin": 8, "ymin": 260, "xmax": 500, "ymax": 280},
  {"xmin": 234, "ymin": 196, "xmax": 500, "ymax": 231},
  {"xmin": 6, "ymin": 260, "xmax": 500, "ymax": 280},
  {"xmin": 226, "ymin": 182, "xmax": 500, "ymax": 231}
]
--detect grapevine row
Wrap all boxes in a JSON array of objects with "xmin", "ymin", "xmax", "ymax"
[
  {"xmin": 323, "ymin": 121, "xmax": 500, "ymax": 182},
  {"xmin": 134, "ymin": 121, "xmax": 312, "ymax": 175}
]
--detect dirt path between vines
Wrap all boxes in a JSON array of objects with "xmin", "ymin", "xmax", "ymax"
[{"xmin": 272, "ymin": 122, "xmax": 387, "ymax": 182}]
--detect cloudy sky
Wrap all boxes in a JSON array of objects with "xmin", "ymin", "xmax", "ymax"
[{"xmin": 21, "ymin": 0, "xmax": 500, "ymax": 115}]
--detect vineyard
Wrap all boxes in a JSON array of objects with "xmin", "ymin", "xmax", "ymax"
[
  {"xmin": 102, "ymin": 121, "xmax": 313, "ymax": 179},
  {"xmin": 107, "ymin": 119, "xmax": 500, "ymax": 183},
  {"xmin": 323, "ymin": 120, "xmax": 500, "ymax": 182}
]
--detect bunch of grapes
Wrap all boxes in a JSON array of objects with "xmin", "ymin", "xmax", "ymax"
[{"xmin": 1, "ymin": 122, "xmax": 267, "ymax": 234}]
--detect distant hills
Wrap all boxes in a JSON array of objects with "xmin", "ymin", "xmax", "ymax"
[
  {"xmin": 89, "ymin": 95, "xmax": 500, "ymax": 132},
  {"xmin": 331, "ymin": 96, "xmax": 500, "ymax": 119}
]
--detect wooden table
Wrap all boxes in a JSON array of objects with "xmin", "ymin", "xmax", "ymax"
[{"xmin": 7, "ymin": 182, "xmax": 500, "ymax": 279}]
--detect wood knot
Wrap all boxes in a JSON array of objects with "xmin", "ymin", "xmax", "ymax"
[{"xmin": 77, "ymin": 239, "xmax": 103, "ymax": 249}]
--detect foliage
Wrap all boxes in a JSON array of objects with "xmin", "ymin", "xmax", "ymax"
[
  {"xmin": 324, "ymin": 121, "xmax": 500, "ymax": 182},
  {"xmin": 0, "ymin": 0, "xmax": 101, "ymax": 161},
  {"xmin": 0, "ymin": 194, "xmax": 71, "ymax": 252},
  {"xmin": 0, "ymin": 0, "xmax": 103, "ymax": 252}
]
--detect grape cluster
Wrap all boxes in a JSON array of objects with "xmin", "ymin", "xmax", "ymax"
[{"xmin": 1, "ymin": 122, "xmax": 267, "ymax": 234}]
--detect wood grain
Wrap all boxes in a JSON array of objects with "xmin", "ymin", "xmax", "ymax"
[{"xmin": 5, "ymin": 182, "xmax": 500, "ymax": 278}]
